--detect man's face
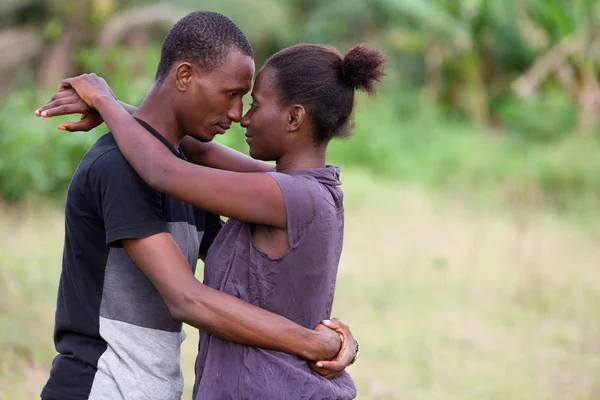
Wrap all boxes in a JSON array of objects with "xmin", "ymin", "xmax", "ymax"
[
  {"xmin": 176, "ymin": 49, "xmax": 255, "ymax": 142},
  {"xmin": 240, "ymin": 67, "xmax": 289, "ymax": 160}
]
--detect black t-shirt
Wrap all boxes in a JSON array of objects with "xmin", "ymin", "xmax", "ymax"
[{"xmin": 41, "ymin": 120, "xmax": 221, "ymax": 400}]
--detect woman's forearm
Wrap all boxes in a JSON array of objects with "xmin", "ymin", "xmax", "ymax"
[
  {"xmin": 118, "ymin": 100, "xmax": 137, "ymax": 115},
  {"xmin": 92, "ymin": 95, "xmax": 288, "ymax": 228},
  {"xmin": 96, "ymin": 95, "xmax": 174, "ymax": 190}
]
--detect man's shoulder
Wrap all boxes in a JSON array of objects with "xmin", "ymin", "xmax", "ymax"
[
  {"xmin": 71, "ymin": 132, "xmax": 147, "ymax": 195},
  {"xmin": 82, "ymin": 132, "xmax": 130, "ymax": 172}
]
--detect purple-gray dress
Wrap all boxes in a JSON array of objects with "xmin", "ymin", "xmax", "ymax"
[{"xmin": 193, "ymin": 166, "xmax": 356, "ymax": 399}]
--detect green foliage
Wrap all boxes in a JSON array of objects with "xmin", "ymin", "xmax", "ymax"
[
  {"xmin": 0, "ymin": 44, "xmax": 599, "ymax": 217},
  {"xmin": 0, "ymin": 44, "xmax": 157, "ymax": 202},
  {"xmin": 496, "ymin": 93, "xmax": 578, "ymax": 142},
  {"xmin": 1, "ymin": 0, "xmax": 599, "ymax": 215},
  {"xmin": 75, "ymin": 44, "xmax": 159, "ymax": 104},
  {"xmin": 0, "ymin": 89, "xmax": 103, "ymax": 201}
]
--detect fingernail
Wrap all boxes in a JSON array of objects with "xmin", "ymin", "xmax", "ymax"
[
  {"xmin": 35, "ymin": 109, "xmax": 40, "ymax": 116},
  {"xmin": 41, "ymin": 111, "xmax": 47, "ymax": 117},
  {"xmin": 58, "ymin": 126, "xmax": 65, "ymax": 130},
  {"xmin": 316, "ymin": 362, "xmax": 323, "ymax": 368},
  {"xmin": 324, "ymin": 319, "xmax": 331, "ymax": 324}
]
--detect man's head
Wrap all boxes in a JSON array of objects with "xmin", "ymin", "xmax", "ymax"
[{"xmin": 156, "ymin": 11, "xmax": 255, "ymax": 142}]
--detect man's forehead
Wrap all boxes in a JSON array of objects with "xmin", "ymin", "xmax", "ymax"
[
  {"xmin": 226, "ymin": 80, "xmax": 252, "ymax": 94},
  {"xmin": 223, "ymin": 69, "xmax": 252, "ymax": 88},
  {"xmin": 218, "ymin": 56, "xmax": 254, "ymax": 84},
  {"xmin": 220, "ymin": 49, "xmax": 254, "ymax": 72}
]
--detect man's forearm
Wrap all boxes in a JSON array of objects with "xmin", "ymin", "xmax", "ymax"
[
  {"xmin": 180, "ymin": 138, "xmax": 273, "ymax": 172},
  {"xmin": 173, "ymin": 282, "xmax": 339, "ymax": 361},
  {"xmin": 124, "ymin": 234, "xmax": 340, "ymax": 362}
]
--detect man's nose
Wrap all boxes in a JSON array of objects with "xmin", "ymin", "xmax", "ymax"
[{"xmin": 227, "ymin": 100, "xmax": 243, "ymax": 123}]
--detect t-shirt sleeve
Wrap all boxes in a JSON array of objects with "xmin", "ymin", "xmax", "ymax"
[
  {"xmin": 193, "ymin": 207, "xmax": 224, "ymax": 259},
  {"xmin": 86, "ymin": 149, "xmax": 168, "ymax": 247},
  {"xmin": 267, "ymin": 172, "xmax": 320, "ymax": 247}
]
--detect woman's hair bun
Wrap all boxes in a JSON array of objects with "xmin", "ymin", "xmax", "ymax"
[{"xmin": 340, "ymin": 44, "xmax": 387, "ymax": 94}]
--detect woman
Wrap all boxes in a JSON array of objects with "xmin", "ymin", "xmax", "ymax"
[{"xmin": 46, "ymin": 43, "xmax": 385, "ymax": 399}]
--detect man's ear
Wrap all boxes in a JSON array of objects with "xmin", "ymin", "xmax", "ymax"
[
  {"xmin": 174, "ymin": 62, "xmax": 194, "ymax": 92},
  {"xmin": 287, "ymin": 104, "xmax": 306, "ymax": 132}
]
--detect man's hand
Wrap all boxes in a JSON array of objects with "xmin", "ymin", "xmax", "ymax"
[
  {"xmin": 35, "ymin": 88, "xmax": 104, "ymax": 132},
  {"xmin": 58, "ymin": 73, "xmax": 117, "ymax": 110},
  {"xmin": 310, "ymin": 318, "xmax": 358, "ymax": 379},
  {"xmin": 313, "ymin": 321, "xmax": 343, "ymax": 361}
]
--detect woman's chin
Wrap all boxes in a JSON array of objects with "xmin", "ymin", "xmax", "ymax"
[
  {"xmin": 248, "ymin": 147, "xmax": 258, "ymax": 159},
  {"xmin": 248, "ymin": 147, "xmax": 267, "ymax": 161}
]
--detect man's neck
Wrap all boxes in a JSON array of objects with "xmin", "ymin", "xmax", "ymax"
[{"xmin": 132, "ymin": 84, "xmax": 184, "ymax": 148}]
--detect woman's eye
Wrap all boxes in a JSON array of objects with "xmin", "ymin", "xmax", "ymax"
[
  {"xmin": 249, "ymin": 102, "xmax": 258, "ymax": 111},
  {"xmin": 228, "ymin": 91, "xmax": 238, "ymax": 98}
]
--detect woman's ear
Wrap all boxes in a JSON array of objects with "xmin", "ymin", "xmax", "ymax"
[
  {"xmin": 174, "ymin": 62, "xmax": 194, "ymax": 92},
  {"xmin": 287, "ymin": 104, "xmax": 306, "ymax": 132}
]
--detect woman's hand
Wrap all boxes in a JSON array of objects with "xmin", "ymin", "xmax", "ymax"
[
  {"xmin": 59, "ymin": 73, "xmax": 117, "ymax": 110},
  {"xmin": 36, "ymin": 88, "xmax": 104, "ymax": 132}
]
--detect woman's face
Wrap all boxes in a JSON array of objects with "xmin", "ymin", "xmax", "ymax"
[{"xmin": 240, "ymin": 67, "xmax": 290, "ymax": 161}]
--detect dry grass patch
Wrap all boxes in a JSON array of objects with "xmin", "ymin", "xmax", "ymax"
[{"xmin": 2, "ymin": 172, "xmax": 600, "ymax": 399}]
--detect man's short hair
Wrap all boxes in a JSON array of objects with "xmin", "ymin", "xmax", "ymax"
[{"xmin": 155, "ymin": 11, "xmax": 254, "ymax": 83}]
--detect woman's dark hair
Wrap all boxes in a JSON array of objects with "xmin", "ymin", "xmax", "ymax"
[{"xmin": 264, "ymin": 43, "xmax": 386, "ymax": 144}]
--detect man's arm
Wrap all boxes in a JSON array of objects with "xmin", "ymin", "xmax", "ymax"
[
  {"xmin": 179, "ymin": 137, "xmax": 273, "ymax": 173},
  {"xmin": 122, "ymin": 232, "xmax": 340, "ymax": 361},
  {"xmin": 86, "ymin": 147, "xmax": 342, "ymax": 365}
]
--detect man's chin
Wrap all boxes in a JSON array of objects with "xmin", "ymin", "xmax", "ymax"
[{"xmin": 189, "ymin": 133, "xmax": 213, "ymax": 143}]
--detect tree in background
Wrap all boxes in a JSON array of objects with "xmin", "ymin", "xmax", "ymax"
[{"xmin": 1, "ymin": 0, "xmax": 599, "ymax": 205}]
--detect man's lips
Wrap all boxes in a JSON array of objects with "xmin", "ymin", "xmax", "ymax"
[{"xmin": 216, "ymin": 123, "xmax": 231, "ymax": 134}]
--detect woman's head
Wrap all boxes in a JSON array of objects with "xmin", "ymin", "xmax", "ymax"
[{"xmin": 241, "ymin": 43, "xmax": 386, "ymax": 160}]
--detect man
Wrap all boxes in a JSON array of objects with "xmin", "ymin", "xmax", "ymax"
[{"xmin": 37, "ymin": 11, "xmax": 356, "ymax": 400}]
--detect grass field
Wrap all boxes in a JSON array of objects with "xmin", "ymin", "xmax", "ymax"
[{"xmin": 1, "ymin": 170, "xmax": 600, "ymax": 399}]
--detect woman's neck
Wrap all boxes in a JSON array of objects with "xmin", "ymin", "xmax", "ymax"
[{"xmin": 275, "ymin": 145, "xmax": 327, "ymax": 173}]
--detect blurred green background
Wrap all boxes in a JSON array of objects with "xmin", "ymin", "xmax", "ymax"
[{"xmin": 1, "ymin": 0, "xmax": 600, "ymax": 399}]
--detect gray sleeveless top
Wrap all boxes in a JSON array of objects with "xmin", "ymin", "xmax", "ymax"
[{"xmin": 192, "ymin": 166, "xmax": 356, "ymax": 399}]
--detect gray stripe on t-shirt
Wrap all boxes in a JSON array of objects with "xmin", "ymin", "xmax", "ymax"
[
  {"xmin": 99, "ymin": 221, "xmax": 200, "ymax": 332},
  {"xmin": 89, "ymin": 317, "xmax": 186, "ymax": 400}
]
